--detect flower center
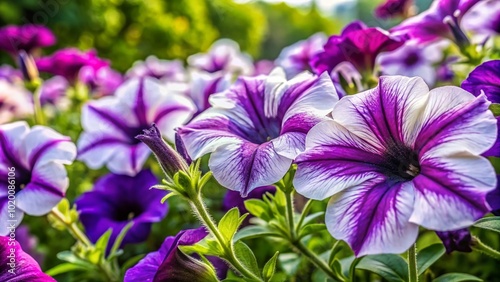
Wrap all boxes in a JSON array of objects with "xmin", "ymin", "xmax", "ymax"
[
  {"xmin": 112, "ymin": 203, "xmax": 143, "ymax": 222},
  {"xmin": 404, "ymin": 52, "xmax": 420, "ymax": 67},
  {"xmin": 382, "ymin": 142, "xmax": 420, "ymax": 180}
]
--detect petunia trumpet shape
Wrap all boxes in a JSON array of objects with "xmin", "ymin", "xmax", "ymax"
[
  {"xmin": 294, "ymin": 76, "xmax": 497, "ymax": 256},
  {"xmin": 77, "ymin": 77, "xmax": 195, "ymax": 176},
  {"xmin": 0, "ymin": 121, "xmax": 76, "ymax": 235},
  {"xmin": 178, "ymin": 69, "xmax": 338, "ymax": 196}
]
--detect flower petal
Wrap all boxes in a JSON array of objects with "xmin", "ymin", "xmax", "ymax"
[
  {"xmin": 105, "ymin": 143, "xmax": 151, "ymax": 176},
  {"xmin": 0, "ymin": 121, "xmax": 30, "ymax": 170},
  {"xmin": 77, "ymin": 132, "xmax": 126, "ymax": 169},
  {"xmin": 326, "ymin": 179, "xmax": 418, "ymax": 256},
  {"xmin": 22, "ymin": 126, "xmax": 76, "ymax": 168}
]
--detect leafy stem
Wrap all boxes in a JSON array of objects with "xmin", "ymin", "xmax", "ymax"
[
  {"xmin": 408, "ymin": 243, "xmax": 418, "ymax": 282},
  {"xmin": 472, "ymin": 236, "xmax": 500, "ymax": 261},
  {"xmin": 50, "ymin": 208, "xmax": 92, "ymax": 247}
]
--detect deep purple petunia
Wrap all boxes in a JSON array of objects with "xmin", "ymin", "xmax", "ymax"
[
  {"xmin": 178, "ymin": 69, "xmax": 339, "ymax": 196},
  {"xmin": 0, "ymin": 121, "xmax": 76, "ymax": 235},
  {"xmin": 188, "ymin": 39, "xmax": 254, "ymax": 75},
  {"xmin": 77, "ymin": 77, "xmax": 195, "ymax": 176},
  {"xmin": 78, "ymin": 66, "xmax": 123, "ymax": 97},
  {"xmin": 462, "ymin": 60, "xmax": 500, "ymax": 104},
  {"xmin": 0, "ymin": 236, "xmax": 55, "ymax": 282},
  {"xmin": 75, "ymin": 170, "xmax": 167, "ymax": 248},
  {"xmin": 275, "ymin": 33, "xmax": 327, "ymax": 78},
  {"xmin": 391, "ymin": 0, "xmax": 482, "ymax": 43},
  {"xmin": 124, "ymin": 227, "xmax": 227, "ymax": 282},
  {"xmin": 311, "ymin": 21, "xmax": 404, "ymax": 75},
  {"xmin": 294, "ymin": 76, "xmax": 497, "ymax": 256},
  {"xmin": 0, "ymin": 25, "xmax": 55, "ymax": 55},
  {"xmin": 436, "ymin": 228, "xmax": 472, "ymax": 254},
  {"xmin": 36, "ymin": 48, "xmax": 109, "ymax": 81},
  {"xmin": 126, "ymin": 56, "xmax": 187, "ymax": 83},
  {"xmin": 375, "ymin": 0, "xmax": 414, "ymax": 19}
]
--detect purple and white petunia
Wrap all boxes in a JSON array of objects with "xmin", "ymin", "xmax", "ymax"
[
  {"xmin": 378, "ymin": 40, "xmax": 448, "ymax": 86},
  {"xmin": 275, "ymin": 33, "xmax": 327, "ymax": 78},
  {"xmin": 311, "ymin": 21, "xmax": 404, "ymax": 75},
  {"xmin": 461, "ymin": 0, "xmax": 500, "ymax": 42},
  {"xmin": 0, "ymin": 24, "xmax": 55, "ymax": 55},
  {"xmin": 0, "ymin": 121, "xmax": 76, "ymax": 235},
  {"xmin": 0, "ymin": 236, "xmax": 55, "ymax": 282},
  {"xmin": 178, "ymin": 69, "xmax": 338, "ymax": 196},
  {"xmin": 294, "ymin": 76, "xmax": 497, "ymax": 256},
  {"xmin": 187, "ymin": 70, "xmax": 232, "ymax": 115},
  {"xmin": 78, "ymin": 66, "xmax": 123, "ymax": 97},
  {"xmin": 188, "ymin": 39, "xmax": 254, "ymax": 75},
  {"xmin": 375, "ymin": 0, "xmax": 414, "ymax": 19},
  {"xmin": 0, "ymin": 81, "xmax": 33, "ymax": 124},
  {"xmin": 75, "ymin": 170, "xmax": 167, "ymax": 250},
  {"xmin": 77, "ymin": 77, "xmax": 195, "ymax": 176},
  {"xmin": 126, "ymin": 56, "xmax": 187, "ymax": 83},
  {"xmin": 124, "ymin": 227, "xmax": 227, "ymax": 282}
]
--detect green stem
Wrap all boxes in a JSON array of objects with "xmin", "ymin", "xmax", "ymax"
[
  {"xmin": 190, "ymin": 195, "xmax": 263, "ymax": 282},
  {"xmin": 285, "ymin": 190, "xmax": 296, "ymax": 240},
  {"xmin": 295, "ymin": 198, "xmax": 313, "ymax": 234},
  {"xmin": 33, "ymin": 87, "xmax": 45, "ymax": 125},
  {"xmin": 472, "ymin": 236, "xmax": 500, "ymax": 260},
  {"xmin": 50, "ymin": 208, "xmax": 92, "ymax": 247},
  {"xmin": 408, "ymin": 243, "xmax": 418, "ymax": 282},
  {"xmin": 294, "ymin": 240, "xmax": 345, "ymax": 282}
]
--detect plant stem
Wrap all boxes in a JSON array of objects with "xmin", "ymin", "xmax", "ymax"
[
  {"xmin": 294, "ymin": 240, "xmax": 344, "ymax": 281},
  {"xmin": 472, "ymin": 236, "xmax": 500, "ymax": 260},
  {"xmin": 285, "ymin": 190, "xmax": 296, "ymax": 240},
  {"xmin": 295, "ymin": 198, "xmax": 314, "ymax": 233},
  {"xmin": 408, "ymin": 243, "xmax": 418, "ymax": 282},
  {"xmin": 33, "ymin": 87, "xmax": 46, "ymax": 125},
  {"xmin": 190, "ymin": 195, "xmax": 263, "ymax": 282},
  {"xmin": 50, "ymin": 208, "xmax": 92, "ymax": 247}
]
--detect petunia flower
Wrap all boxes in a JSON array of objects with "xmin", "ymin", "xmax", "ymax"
[
  {"xmin": 78, "ymin": 66, "xmax": 123, "ymax": 97},
  {"xmin": 124, "ymin": 227, "xmax": 227, "ymax": 282},
  {"xmin": 391, "ymin": 0, "xmax": 482, "ymax": 44},
  {"xmin": 0, "ymin": 24, "xmax": 55, "ymax": 55},
  {"xmin": 36, "ymin": 48, "xmax": 109, "ymax": 81},
  {"xmin": 378, "ymin": 40, "xmax": 448, "ymax": 86},
  {"xmin": 375, "ymin": 0, "xmax": 414, "ymax": 19},
  {"xmin": 77, "ymin": 77, "xmax": 195, "ymax": 176},
  {"xmin": 294, "ymin": 76, "xmax": 497, "ymax": 256},
  {"xmin": 0, "ymin": 236, "xmax": 55, "ymax": 282},
  {"xmin": 436, "ymin": 228, "xmax": 472, "ymax": 254},
  {"xmin": 311, "ymin": 21, "xmax": 404, "ymax": 76},
  {"xmin": 0, "ymin": 81, "xmax": 33, "ymax": 124},
  {"xmin": 178, "ymin": 69, "xmax": 339, "ymax": 196},
  {"xmin": 0, "ymin": 121, "xmax": 76, "ymax": 235},
  {"xmin": 461, "ymin": 0, "xmax": 500, "ymax": 42},
  {"xmin": 275, "ymin": 33, "xmax": 327, "ymax": 78},
  {"xmin": 188, "ymin": 39, "xmax": 254, "ymax": 75},
  {"xmin": 39, "ymin": 76, "xmax": 69, "ymax": 106},
  {"xmin": 75, "ymin": 170, "xmax": 168, "ymax": 249},
  {"xmin": 187, "ymin": 70, "xmax": 232, "ymax": 115},
  {"xmin": 462, "ymin": 60, "xmax": 500, "ymax": 104},
  {"xmin": 126, "ymin": 56, "xmax": 187, "ymax": 83}
]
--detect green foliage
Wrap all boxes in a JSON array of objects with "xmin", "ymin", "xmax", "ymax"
[
  {"xmin": 234, "ymin": 241, "xmax": 261, "ymax": 277},
  {"xmin": 262, "ymin": 251, "xmax": 279, "ymax": 282},
  {"xmin": 474, "ymin": 217, "xmax": 500, "ymax": 233},
  {"xmin": 433, "ymin": 273, "xmax": 483, "ymax": 282},
  {"xmin": 356, "ymin": 254, "xmax": 409, "ymax": 282},
  {"xmin": 417, "ymin": 244, "xmax": 446, "ymax": 275}
]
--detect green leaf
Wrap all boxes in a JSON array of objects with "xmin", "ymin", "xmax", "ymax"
[
  {"xmin": 45, "ymin": 263, "xmax": 91, "ymax": 276},
  {"xmin": 417, "ymin": 244, "xmax": 445, "ymax": 275},
  {"xmin": 433, "ymin": 273, "xmax": 483, "ymax": 282},
  {"xmin": 218, "ymin": 207, "xmax": 242, "ymax": 243},
  {"xmin": 56, "ymin": 251, "xmax": 95, "ymax": 269},
  {"xmin": 301, "ymin": 212, "xmax": 325, "ymax": 227},
  {"xmin": 234, "ymin": 241, "xmax": 261, "ymax": 276},
  {"xmin": 108, "ymin": 221, "xmax": 134, "ymax": 260},
  {"xmin": 356, "ymin": 254, "xmax": 408, "ymax": 282},
  {"xmin": 474, "ymin": 216, "xmax": 500, "ymax": 233},
  {"xmin": 278, "ymin": 253, "xmax": 301, "ymax": 276},
  {"xmin": 298, "ymin": 223, "xmax": 327, "ymax": 238},
  {"xmin": 490, "ymin": 103, "xmax": 500, "ymax": 116},
  {"xmin": 244, "ymin": 199, "xmax": 270, "ymax": 219},
  {"xmin": 262, "ymin": 251, "xmax": 279, "ymax": 281},
  {"xmin": 234, "ymin": 225, "xmax": 279, "ymax": 241},
  {"xmin": 181, "ymin": 238, "xmax": 224, "ymax": 256}
]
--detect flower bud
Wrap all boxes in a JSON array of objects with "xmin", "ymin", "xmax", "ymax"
[
  {"xmin": 17, "ymin": 50, "xmax": 39, "ymax": 82},
  {"xmin": 175, "ymin": 131, "xmax": 192, "ymax": 165},
  {"xmin": 153, "ymin": 249, "xmax": 219, "ymax": 282},
  {"xmin": 443, "ymin": 15, "xmax": 470, "ymax": 49},
  {"xmin": 136, "ymin": 124, "xmax": 189, "ymax": 180},
  {"xmin": 436, "ymin": 228, "xmax": 472, "ymax": 254}
]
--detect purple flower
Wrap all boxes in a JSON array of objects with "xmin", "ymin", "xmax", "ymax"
[
  {"xmin": 436, "ymin": 228, "xmax": 472, "ymax": 254},
  {"xmin": 462, "ymin": 60, "xmax": 500, "ymax": 103},
  {"xmin": 36, "ymin": 48, "xmax": 109, "ymax": 81},
  {"xmin": 0, "ymin": 24, "xmax": 55, "ymax": 55},
  {"xmin": 126, "ymin": 56, "xmax": 187, "ymax": 82},
  {"xmin": 0, "ymin": 81, "xmax": 33, "ymax": 124},
  {"xmin": 188, "ymin": 39, "xmax": 254, "ymax": 75},
  {"xmin": 311, "ymin": 21, "xmax": 404, "ymax": 75},
  {"xmin": 77, "ymin": 77, "xmax": 195, "ymax": 176},
  {"xmin": 462, "ymin": 0, "xmax": 500, "ymax": 41},
  {"xmin": 39, "ymin": 76, "xmax": 69, "ymax": 106},
  {"xmin": 178, "ymin": 69, "xmax": 339, "ymax": 196},
  {"xmin": 375, "ymin": 0, "xmax": 414, "ymax": 19},
  {"xmin": 378, "ymin": 40, "xmax": 447, "ymax": 86},
  {"xmin": 0, "ymin": 65, "xmax": 22, "ymax": 84},
  {"xmin": 0, "ymin": 121, "xmax": 76, "ymax": 235},
  {"xmin": 275, "ymin": 33, "xmax": 327, "ymax": 78},
  {"xmin": 75, "ymin": 170, "xmax": 168, "ymax": 249},
  {"xmin": 391, "ymin": 0, "xmax": 482, "ymax": 43},
  {"xmin": 78, "ymin": 66, "xmax": 123, "ymax": 97},
  {"xmin": 187, "ymin": 70, "xmax": 231, "ymax": 115},
  {"xmin": 124, "ymin": 228, "xmax": 227, "ymax": 282},
  {"xmin": 294, "ymin": 76, "xmax": 497, "ymax": 256},
  {"xmin": 0, "ymin": 236, "xmax": 55, "ymax": 282},
  {"xmin": 487, "ymin": 176, "xmax": 500, "ymax": 215}
]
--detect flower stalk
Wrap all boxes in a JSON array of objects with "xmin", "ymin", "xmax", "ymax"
[
  {"xmin": 471, "ymin": 236, "xmax": 500, "ymax": 261},
  {"xmin": 408, "ymin": 243, "xmax": 418, "ymax": 282}
]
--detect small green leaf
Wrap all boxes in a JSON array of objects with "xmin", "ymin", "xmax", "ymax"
[
  {"xmin": 244, "ymin": 199, "xmax": 270, "ymax": 219},
  {"xmin": 45, "ymin": 263, "xmax": 91, "ymax": 276},
  {"xmin": 298, "ymin": 223, "xmax": 327, "ymax": 238},
  {"xmin": 433, "ymin": 273, "xmax": 483, "ymax": 282},
  {"xmin": 181, "ymin": 238, "xmax": 224, "ymax": 256},
  {"xmin": 417, "ymin": 244, "xmax": 445, "ymax": 275},
  {"xmin": 56, "ymin": 251, "xmax": 95, "ymax": 268},
  {"xmin": 262, "ymin": 252, "xmax": 279, "ymax": 281},
  {"xmin": 108, "ymin": 221, "xmax": 134, "ymax": 260},
  {"xmin": 234, "ymin": 241, "xmax": 261, "ymax": 276},
  {"xmin": 356, "ymin": 254, "xmax": 408, "ymax": 282},
  {"xmin": 300, "ymin": 212, "xmax": 325, "ymax": 227},
  {"xmin": 95, "ymin": 229, "xmax": 112, "ymax": 254},
  {"xmin": 218, "ymin": 207, "xmax": 242, "ymax": 243},
  {"xmin": 234, "ymin": 225, "xmax": 278, "ymax": 241},
  {"xmin": 474, "ymin": 216, "xmax": 500, "ymax": 233}
]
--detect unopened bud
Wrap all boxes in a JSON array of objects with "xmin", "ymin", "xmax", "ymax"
[
  {"xmin": 18, "ymin": 50, "xmax": 39, "ymax": 82},
  {"xmin": 443, "ymin": 15, "xmax": 470, "ymax": 49},
  {"xmin": 436, "ymin": 228, "xmax": 472, "ymax": 254}
]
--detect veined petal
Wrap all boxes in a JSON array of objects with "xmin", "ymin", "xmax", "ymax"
[
  {"xmin": 209, "ymin": 141, "xmax": 291, "ymax": 196},
  {"xmin": 409, "ymin": 154, "xmax": 496, "ymax": 230},
  {"xmin": 331, "ymin": 76, "xmax": 429, "ymax": 151},
  {"xmin": 326, "ymin": 179, "xmax": 418, "ymax": 256},
  {"xmin": 106, "ymin": 143, "xmax": 151, "ymax": 176},
  {"xmin": 0, "ymin": 121, "xmax": 29, "ymax": 169},
  {"xmin": 294, "ymin": 121, "xmax": 385, "ymax": 200},
  {"xmin": 22, "ymin": 126, "xmax": 76, "ymax": 168},
  {"xmin": 77, "ymin": 132, "xmax": 127, "ymax": 169},
  {"xmin": 272, "ymin": 132, "xmax": 306, "ymax": 159}
]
